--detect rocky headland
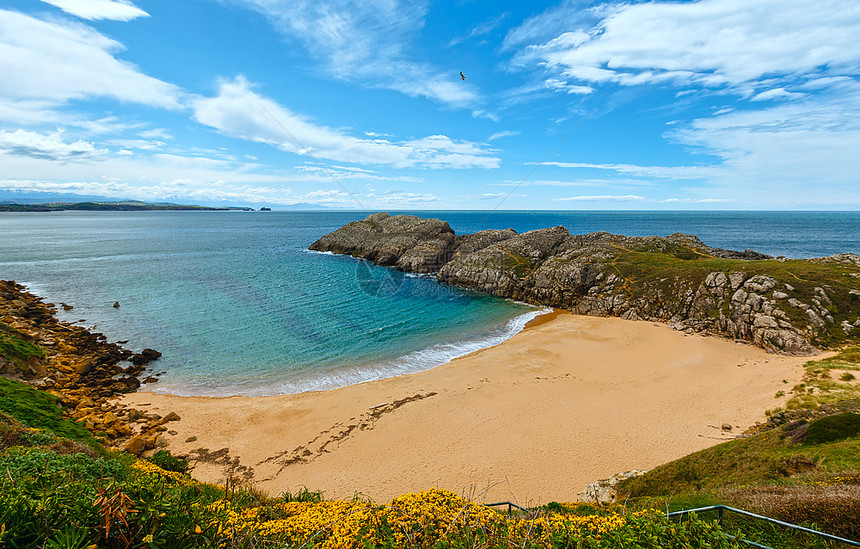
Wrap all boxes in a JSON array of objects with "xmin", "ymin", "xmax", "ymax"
[
  {"xmin": 311, "ymin": 213, "xmax": 860, "ymax": 355},
  {"xmin": 0, "ymin": 280, "xmax": 176, "ymax": 453}
]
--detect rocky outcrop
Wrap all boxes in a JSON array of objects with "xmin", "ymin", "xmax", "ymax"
[
  {"xmin": 310, "ymin": 212, "xmax": 457, "ymax": 273},
  {"xmin": 578, "ymin": 470, "xmax": 649, "ymax": 503},
  {"xmin": 0, "ymin": 280, "xmax": 172, "ymax": 450},
  {"xmin": 311, "ymin": 213, "xmax": 860, "ymax": 355}
]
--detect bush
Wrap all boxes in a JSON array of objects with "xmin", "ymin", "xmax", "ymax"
[
  {"xmin": 803, "ymin": 413, "xmax": 860, "ymax": 445},
  {"xmin": 147, "ymin": 449, "xmax": 188, "ymax": 473}
]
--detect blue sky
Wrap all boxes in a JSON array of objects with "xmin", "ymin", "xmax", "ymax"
[{"xmin": 1, "ymin": 0, "xmax": 859, "ymax": 209}]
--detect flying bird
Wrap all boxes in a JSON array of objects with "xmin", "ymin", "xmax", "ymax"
[{"xmin": 460, "ymin": 71, "xmax": 466, "ymax": 80}]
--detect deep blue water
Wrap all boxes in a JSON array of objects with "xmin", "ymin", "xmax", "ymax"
[{"xmin": 0, "ymin": 210, "xmax": 857, "ymax": 396}]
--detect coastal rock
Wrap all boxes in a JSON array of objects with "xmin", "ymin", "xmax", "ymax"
[
  {"xmin": 124, "ymin": 435, "xmax": 146, "ymax": 456},
  {"xmin": 130, "ymin": 348, "xmax": 162, "ymax": 366},
  {"xmin": 164, "ymin": 411, "xmax": 181, "ymax": 422},
  {"xmin": 311, "ymin": 214, "xmax": 860, "ymax": 355},
  {"xmin": 578, "ymin": 470, "xmax": 648, "ymax": 503},
  {"xmin": 309, "ymin": 212, "xmax": 456, "ymax": 273},
  {"xmin": 0, "ymin": 280, "xmax": 153, "ymax": 451}
]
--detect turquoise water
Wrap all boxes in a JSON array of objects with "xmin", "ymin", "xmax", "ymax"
[
  {"xmin": 0, "ymin": 210, "xmax": 857, "ymax": 396},
  {"xmin": 0, "ymin": 211, "xmax": 539, "ymax": 396}
]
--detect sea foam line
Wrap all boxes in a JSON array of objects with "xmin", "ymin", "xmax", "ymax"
[{"xmin": 152, "ymin": 306, "xmax": 550, "ymax": 397}]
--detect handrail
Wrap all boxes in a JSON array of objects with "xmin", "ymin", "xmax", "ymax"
[
  {"xmin": 480, "ymin": 502, "xmax": 859, "ymax": 547},
  {"xmin": 668, "ymin": 505, "xmax": 860, "ymax": 548},
  {"xmin": 484, "ymin": 501, "xmax": 530, "ymax": 514}
]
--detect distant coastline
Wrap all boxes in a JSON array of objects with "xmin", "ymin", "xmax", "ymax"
[{"xmin": 0, "ymin": 201, "xmax": 254, "ymax": 212}]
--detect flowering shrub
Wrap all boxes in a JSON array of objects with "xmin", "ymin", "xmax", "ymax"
[
  {"xmin": 0, "ymin": 442, "xmax": 745, "ymax": 548},
  {"xmin": 132, "ymin": 457, "xmax": 194, "ymax": 485},
  {"xmin": 204, "ymin": 489, "xmax": 742, "ymax": 548}
]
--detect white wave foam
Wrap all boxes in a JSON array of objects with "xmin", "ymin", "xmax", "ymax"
[
  {"xmin": 149, "ymin": 306, "xmax": 551, "ymax": 397},
  {"xmin": 304, "ymin": 249, "xmax": 335, "ymax": 255}
]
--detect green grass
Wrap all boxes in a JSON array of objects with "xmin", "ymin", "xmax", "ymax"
[
  {"xmin": 607, "ymin": 247, "xmax": 860, "ymax": 348},
  {"xmin": 0, "ymin": 323, "xmax": 45, "ymax": 374},
  {"xmin": 783, "ymin": 346, "xmax": 860, "ymax": 411},
  {"xmin": 0, "ymin": 377, "xmax": 94, "ymax": 443},
  {"xmin": 619, "ymin": 425, "xmax": 860, "ymax": 499},
  {"xmin": 148, "ymin": 448, "xmax": 188, "ymax": 473},
  {"xmin": 617, "ymin": 413, "xmax": 860, "ymax": 539},
  {"xmin": 803, "ymin": 412, "xmax": 860, "ymax": 444}
]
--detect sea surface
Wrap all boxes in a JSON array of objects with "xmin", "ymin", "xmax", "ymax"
[{"xmin": 0, "ymin": 210, "xmax": 857, "ymax": 396}]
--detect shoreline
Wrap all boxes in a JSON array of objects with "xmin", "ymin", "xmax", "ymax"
[
  {"xmin": 119, "ymin": 312, "xmax": 815, "ymax": 504},
  {"xmin": 144, "ymin": 305, "xmax": 549, "ymax": 398}
]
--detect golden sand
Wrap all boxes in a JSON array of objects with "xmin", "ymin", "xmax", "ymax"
[{"xmin": 120, "ymin": 313, "xmax": 812, "ymax": 505}]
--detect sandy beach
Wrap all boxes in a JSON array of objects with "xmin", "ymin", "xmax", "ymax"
[{"xmin": 119, "ymin": 313, "xmax": 814, "ymax": 505}]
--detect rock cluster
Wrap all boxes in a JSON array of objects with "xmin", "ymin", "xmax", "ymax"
[
  {"xmin": 311, "ymin": 213, "xmax": 860, "ymax": 355},
  {"xmin": 0, "ymin": 280, "xmax": 174, "ymax": 452},
  {"xmin": 577, "ymin": 470, "xmax": 648, "ymax": 503}
]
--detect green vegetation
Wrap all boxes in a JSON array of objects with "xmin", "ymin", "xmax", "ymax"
[
  {"xmin": 0, "ymin": 323, "xmax": 44, "ymax": 374},
  {"xmin": 506, "ymin": 252, "xmax": 538, "ymax": 278},
  {"xmin": 618, "ymin": 415, "xmax": 860, "ymax": 540},
  {"xmin": 0, "ymin": 391, "xmax": 745, "ymax": 549},
  {"xmin": 609, "ymin": 246, "xmax": 860, "ymax": 348},
  {"xmin": 0, "ymin": 377, "xmax": 94, "ymax": 443},
  {"xmin": 803, "ymin": 412, "xmax": 860, "ymax": 444},
  {"xmin": 781, "ymin": 346, "xmax": 860, "ymax": 412},
  {"xmin": 617, "ymin": 347, "xmax": 860, "ymax": 542},
  {"xmin": 147, "ymin": 448, "xmax": 188, "ymax": 474}
]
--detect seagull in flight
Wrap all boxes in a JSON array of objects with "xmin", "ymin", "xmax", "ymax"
[{"xmin": 460, "ymin": 71, "xmax": 466, "ymax": 80}]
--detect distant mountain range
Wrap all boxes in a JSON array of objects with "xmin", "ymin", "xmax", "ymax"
[{"xmin": 0, "ymin": 190, "xmax": 329, "ymax": 211}]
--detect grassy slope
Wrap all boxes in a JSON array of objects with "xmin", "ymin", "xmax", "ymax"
[
  {"xmin": 617, "ymin": 349, "xmax": 860, "ymax": 540},
  {"xmin": 609, "ymin": 246, "xmax": 860, "ymax": 348},
  {"xmin": 0, "ymin": 322, "xmax": 45, "ymax": 374},
  {"xmin": 0, "ymin": 377, "xmax": 94, "ymax": 443}
]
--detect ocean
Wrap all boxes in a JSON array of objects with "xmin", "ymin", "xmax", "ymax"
[{"xmin": 0, "ymin": 210, "xmax": 857, "ymax": 396}]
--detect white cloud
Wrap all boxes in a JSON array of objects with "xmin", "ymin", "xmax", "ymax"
[
  {"xmin": 543, "ymin": 78, "xmax": 593, "ymax": 95},
  {"xmin": 367, "ymin": 191, "xmax": 440, "ymax": 204},
  {"xmin": 0, "ymin": 136, "xmax": 334, "ymax": 207},
  {"xmin": 541, "ymin": 161, "xmax": 717, "ymax": 180},
  {"xmin": 663, "ymin": 198, "xmax": 735, "ymax": 204},
  {"xmin": 494, "ymin": 178, "xmax": 630, "ymax": 188},
  {"xmin": 553, "ymin": 194, "xmax": 647, "ymax": 201},
  {"xmin": 667, "ymin": 86, "xmax": 860, "ymax": 200},
  {"xmin": 515, "ymin": 0, "xmax": 860, "ymax": 94},
  {"xmin": 190, "ymin": 76, "xmax": 499, "ymax": 168},
  {"xmin": 0, "ymin": 9, "xmax": 182, "ymax": 114},
  {"xmin": 139, "ymin": 128, "xmax": 173, "ymax": 140},
  {"xmin": 40, "ymin": 0, "xmax": 148, "ymax": 21},
  {"xmin": 107, "ymin": 138, "xmax": 165, "ymax": 151},
  {"xmin": 488, "ymin": 130, "xmax": 520, "ymax": 141},
  {"xmin": 229, "ymin": 0, "xmax": 476, "ymax": 107},
  {"xmin": 542, "ymin": 82, "xmax": 860, "ymax": 206},
  {"xmin": 503, "ymin": 0, "xmax": 605, "ymax": 50},
  {"xmin": 450, "ymin": 11, "xmax": 508, "ymax": 46},
  {"xmin": 503, "ymin": 0, "xmax": 860, "ymax": 207},
  {"xmin": 304, "ymin": 189, "xmax": 349, "ymax": 202},
  {"xmin": 463, "ymin": 192, "xmax": 525, "ymax": 200},
  {"xmin": 750, "ymin": 88, "xmax": 806, "ymax": 102},
  {"xmin": 0, "ymin": 129, "xmax": 104, "ymax": 160},
  {"xmin": 295, "ymin": 164, "xmax": 419, "ymax": 182},
  {"xmin": 472, "ymin": 109, "xmax": 500, "ymax": 122}
]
